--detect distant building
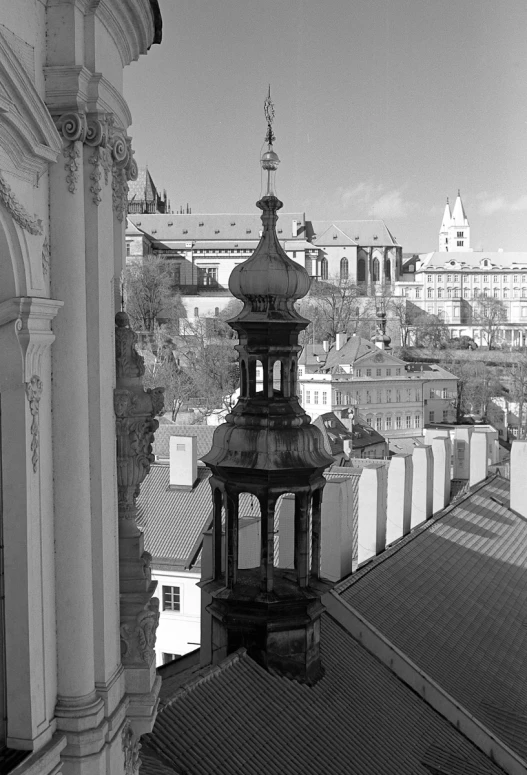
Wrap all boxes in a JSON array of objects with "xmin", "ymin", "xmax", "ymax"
[
  {"xmin": 127, "ymin": 166, "xmax": 171, "ymax": 214},
  {"xmin": 298, "ymin": 334, "xmax": 458, "ymax": 435},
  {"xmin": 439, "ymin": 191, "xmax": 471, "ymax": 252},
  {"xmin": 313, "ymin": 411, "xmax": 388, "ymax": 460}
]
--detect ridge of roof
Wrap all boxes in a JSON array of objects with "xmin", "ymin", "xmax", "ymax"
[{"xmin": 161, "ymin": 648, "xmax": 247, "ymax": 711}]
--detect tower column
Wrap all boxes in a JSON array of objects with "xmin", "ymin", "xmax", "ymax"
[
  {"xmin": 294, "ymin": 492, "xmax": 310, "ymax": 587},
  {"xmin": 225, "ymin": 490, "xmax": 239, "ymax": 588},
  {"xmin": 259, "ymin": 494, "xmax": 277, "ymax": 593}
]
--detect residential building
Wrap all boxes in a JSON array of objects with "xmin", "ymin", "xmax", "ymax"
[
  {"xmin": 0, "ymin": 3, "xmax": 162, "ymax": 774},
  {"xmin": 299, "ymin": 334, "xmax": 458, "ymax": 434},
  {"xmin": 313, "ymin": 411, "xmax": 388, "ymax": 460}
]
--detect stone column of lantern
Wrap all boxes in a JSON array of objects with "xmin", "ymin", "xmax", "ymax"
[
  {"xmin": 114, "ymin": 311, "xmax": 164, "ymax": 735},
  {"xmin": 202, "ymin": 94, "xmax": 334, "ymax": 685}
]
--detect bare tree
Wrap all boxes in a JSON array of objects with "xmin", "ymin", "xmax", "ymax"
[
  {"xmin": 508, "ymin": 356, "xmax": 527, "ymax": 438},
  {"xmin": 124, "ymin": 256, "xmax": 186, "ymax": 333},
  {"xmin": 473, "ymin": 297, "xmax": 507, "ymax": 349},
  {"xmin": 297, "ymin": 277, "xmax": 363, "ymax": 343}
]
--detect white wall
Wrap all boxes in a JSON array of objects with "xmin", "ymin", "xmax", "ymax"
[{"xmin": 153, "ymin": 569, "xmax": 202, "ymax": 665}]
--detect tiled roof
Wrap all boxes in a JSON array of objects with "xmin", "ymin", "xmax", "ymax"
[
  {"xmin": 128, "ymin": 213, "xmax": 305, "ymax": 242},
  {"xmin": 127, "ymin": 167, "xmax": 158, "ymax": 203},
  {"xmin": 310, "ymin": 219, "xmax": 399, "ymax": 247},
  {"xmin": 146, "ymin": 614, "xmax": 503, "ymax": 775},
  {"xmin": 337, "ymin": 474, "xmax": 527, "ymax": 760},
  {"xmin": 153, "ymin": 425, "xmax": 215, "ymax": 461},
  {"xmin": 136, "ymin": 465, "xmax": 213, "ymax": 566},
  {"xmin": 419, "ymin": 251, "xmax": 527, "ymax": 270}
]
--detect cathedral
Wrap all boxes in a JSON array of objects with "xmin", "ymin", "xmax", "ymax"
[{"xmin": 438, "ymin": 190, "xmax": 471, "ymax": 252}]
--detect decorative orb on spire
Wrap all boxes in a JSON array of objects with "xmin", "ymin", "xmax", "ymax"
[{"xmin": 261, "ymin": 85, "xmax": 280, "ymax": 197}]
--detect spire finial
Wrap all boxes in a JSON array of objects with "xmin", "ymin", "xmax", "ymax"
[
  {"xmin": 458, "ymin": 188, "xmax": 461, "ymax": 196},
  {"xmin": 446, "ymin": 196, "xmax": 449, "ymax": 204},
  {"xmin": 264, "ymin": 84, "xmax": 275, "ymax": 146}
]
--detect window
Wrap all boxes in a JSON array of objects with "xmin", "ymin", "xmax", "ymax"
[
  {"xmin": 493, "ymin": 288, "xmax": 499, "ymax": 298},
  {"xmin": 427, "ymin": 305, "xmax": 433, "ymax": 313},
  {"xmin": 443, "ymin": 410, "xmax": 448, "ymax": 421},
  {"xmin": 372, "ymin": 257, "xmax": 380, "ymax": 282},
  {"xmin": 457, "ymin": 241, "xmax": 463, "ymax": 246},
  {"xmin": 396, "ymin": 416, "xmax": 402, "ymax": 429},
  {"xmin": 429, "ymin": 411, "xmax": 435, "ymax": 422},
  {"xmin": 415, "ymin": 415, "xmax": 421, "ymax": 428},
  {"xmin": 415, "ymin": 389, "xmax": 420, "ymax": 401},
  {"xmin": 523, "ymin": 288, "xmax": 527, "ymax": 298},
  {"xmin": 340, "ymin": 257, "xmax": 349, "ymax": 280},
  {"xmin": 357, "ymin": 258, "xmax": 366, "ymax": 282},
  {"xmin": 321, "ymin": 258, "xmax": 328, "ymax": 280},
  {"xmin": 446, "ymin": 274, "xmax": 451, "ymax": 282},
  {"xmin": 522, "ymin": 308, "xmax": 527, "ymax": 318},
  {"xmin": 314, "ymin": 391, "xmax": 319, "ymax": 404},
  {"xmin": 493, "ymin": 275, "xmax": 498, "ymax": 282},
  {"xmin": 198, "ymin": 267, "xmax": 218, "ymax": 286},
  {"xmin": 514, "ymin": 288, "xmax": 519, "ymax": 298},
  {"xmin": 514, "ymin": 275, "xmax": 519, "ymax": 283},
  {"xmin": 474, "ymin": 288, "xmax": 479, "ymax": 298},
  {"xmin": 376, "ymin": 390, "xmax": 382, "ymax": 403},
  {"xmin": 447, "ymin": 288, "xmax": 452, "ymax": 298},
  {"xmin": 454, "ymin": 306, "xmax": 460, "ymax": 317},
  {"xmin": 356, "ymin": 368, "xmax": 362, "ymax": 377},
  {"xmin": 483, "ymin": 275, "xmax": 489, "ymax": 282},
  {"xmin": 483, "ymin": 287, "xmax": 489, "ymax": 297},
  {"xmin": 438, "ymin": 288, "xmax": 443, "ymax": 298},
  {"xmin": 376, "ymin": 416, "xmax": 382, "ymax": 431},
  {"xmin": 385, "ymin": 416, "xmax": 392, "ymax": 430},
  {"xmin": 406, "ymin": 415, "xmax": 411, "ymax": 428},
  {"xmin": 457, "ymin": 231, "xmax": 463, "ymax": 238},
  {"xmin": 366, "ymin": 415, "xmax": 373, "ymax": 426},
  {"xmin": 322, "ymin": 392, "xmax": 327, "ymax": 405},
  {"xmin": 162, "ymin": 586, "xmax": 181, "ymax": 612},
  {"xmin": 126, "ymin": 242, "xmax": 131, "ymax": 256},
  {"xmin": 415, "ymin": 288, "xmax": 421, "ymax": 299},
  {"xmin": 427, "ymin": 287, "xmax": 433, "ymax": 298},
  {"xmin": 306, "ymin": 390, "xmax": 311, "ymax": 403},
  {"xmin": 193, "ymin": 307, "xmax": 199, "ymax": 317},
  {"xmin": 366, "ymin": 391, "xmax": 371, "ymax": 403},
  {"xmin": 386, "ymin": 390, "xmax": 392, "ymax": 402},
  {"xmin": 442, "ymin": 388, "xmax": 447, "ymax": 399},
  {"xmin": 215, "ymin": 307, "xmax": 219, "ymax": 316},
  {"xmin": 464, "ymin": 288, "xmax": 470, "ymax": 298},
  {"xmin": 396, "ymin": 368, "xmax": 401, "ymax": 376},
  {"xmin": 454, "ymin": 287, "xmax": 459, "ymax": 296},
  {"xmin": 334, "ymin": 390, "xmax": 342, "ymax": 405},
  {"xmin": 376, "ymin": 368, "xmax": 381, "ymax": 376},
  {"xmin": 437, "ymin": 275, "xmax": 443, "ymax": 282},
  {"xmin": 386, "ymin": 368, "xmax": 391, "ymax": 376},
  {"xmin": 366, "ymin": 368, "xmax": 371, "ymax": 377},
  {"xmin": 427, "ymin": 274, "xmax": 432, "ymax": 282},
  {"xmin": 395, "ymin": 389, "xmax": 401, "ymax": 402},
  {"xmin": 454, "ymin": 275, "xmax": 459, "ymax": 282}
]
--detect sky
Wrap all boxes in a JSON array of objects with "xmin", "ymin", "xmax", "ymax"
[{"xmin": 124, "ymin": 0, "xmax": 527, "ymax": 253}]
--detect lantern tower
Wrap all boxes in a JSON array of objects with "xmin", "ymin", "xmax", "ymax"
[{"xmin": 202, "ymin": 92, "xmax": 333, "ymax": 684}]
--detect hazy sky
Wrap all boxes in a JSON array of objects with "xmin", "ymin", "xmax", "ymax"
[{"xmin": 124, "ymin": 0, "xmax": 527, "ymax": 253}]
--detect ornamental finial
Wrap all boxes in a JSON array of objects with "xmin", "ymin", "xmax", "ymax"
[
  {"xmin": 264, "ymin": 84, "xmax": 275, "ymax": 146},
  {"xmin": 261, "ymin": 86, "xmax": 280, "ymax": 197}
]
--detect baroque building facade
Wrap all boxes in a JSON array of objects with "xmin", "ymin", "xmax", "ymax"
[{"xmin": 0, "ymin": 3, "xmax": 163, "ymax": 774}]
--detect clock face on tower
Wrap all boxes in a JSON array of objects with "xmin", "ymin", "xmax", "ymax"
[{"xmin": 374, "ymin": 352, "xmax": 384, "ymax": 362}]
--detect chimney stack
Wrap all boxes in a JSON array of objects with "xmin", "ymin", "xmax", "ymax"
[
  {"xmin": 292, "ymin": 219, "xmax": 298, "ymax": 237},
  {"xmin": 386, "ymin": 455, "xmax": 412, "ymax": 543},
  {"xmin": 470, "ymin": 432, "xmax": 488, "ymax": 487},
  {"xmin": 322, "ymin": 340, "xmax": 329, "ymax": 353},
  {"xmin": 169, "ymin": 435, "xmax": 198, "ymax": 489},
  {"xmin": 357, "ymin": 467, "xmax": 387, "ymax": 565},
  {"xmin": 510, "ymin": 441, "xmax": 527, "ymax": 518},
  {"xmin": 335, "ymin": 332, "xmax": 346, "ymax": 351},
  {"xmin": 431, "ymin": 437, "xmax": 451, "ymax": 514},
  {"xmin": 411, "ymin": 446, "xmax": 433, "ymax": 528},
  {"xmin": 453, "ymin": 427, "xmax": 472, "ymax": 479}
]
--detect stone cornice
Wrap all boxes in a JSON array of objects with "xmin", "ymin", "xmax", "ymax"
[
  {"xmin": 0, "ymin": 27, "xmax": 62, "ymax": 181},
  {"xmin": 44, "ymin": 65, "xmax": 92, "ymax": 116},
  {"xmin": 88, "ymin": 0, "xmax": 157, "ymax": 67},
  {"xmin": 0, "ymin": 296, "xmax": 64, "ymax": 381},
  {"xmin": 86, "ymin": 74, "xmax": 132, "ymax": 130}
]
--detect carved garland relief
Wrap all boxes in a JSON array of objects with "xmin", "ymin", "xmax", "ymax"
[
  {"xmin": 122, "ymin": 720, "xmax": 141, "ymax": 775},
  {"xmin": 25, "ymin": 374, "xmax": 43, "ymax": 473},
  {"xmin": 55, "ymin": 111, "xmax": 138, "ymax": 214},
  {"xmin": 0, "ymin": 171, "xmax": 43, "ymax": 234}
]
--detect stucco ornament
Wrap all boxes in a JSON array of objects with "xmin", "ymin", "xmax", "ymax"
[
  {"xmin": 0, "ymin": 171, "xmax": 43, "ymax": 234},
  {"xmin": 25, "ymin": 375, "xmax": 43, "ymax": 473},
  {"xmin": 120, "ymin": 597, "xmax": 160, "ymax": 663},
  {"xmin": 42, "ymin": 236, "xmax": 50, "ymax": 277},
  {"xmin": 122, "ymin": 721, "xmax": 141, "ymax": 775},
  {"xmin": 110, "ymin": 131, "xmax": 138, "ymax": 220}
]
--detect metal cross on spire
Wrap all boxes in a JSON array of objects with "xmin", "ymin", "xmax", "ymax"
[{"xmin": 264, "ymin": 85, "xmax": 275, "ymax": 146}]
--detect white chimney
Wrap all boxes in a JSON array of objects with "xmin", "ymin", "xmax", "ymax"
[
  {"xmin": 320, "ymin": 478, "xmax": 355, "ymax": 582},
  {"xmin": 357, "ymin": 466, "xmax": 387, "ymax": 565},
  {"xmin": 453, "ymin": 427, "xmax": 472, "ymax": 479},
  {"xmin": 322, "ymin": 340, "xmax": 329, "ymax": 353},
  {"xmin": 415, "ymin": 259, "xmax": 421, "ymax": 270},
  {"xmin": 335, "ymin": 332, "xmax": 346, "ymax": 351},
  {"xmin": 470, "ymin": 432, "xmax": 488, "ymax": 487},
  {"xmin": 411, "ymin": 446, "xmax": 433, "ymax": 528},
  {"xmin": 431, "ymin": 437, "xmax": 451, "ymax": 514},
  {"xmin": 292, "ymin": 219, "xmax": 298, "ymax": 237},
  {"xmin": 510, "ymin": 440, "xmax": 527, "ymax": 518},
  {"xmin": 169, "ymin": 435, "xmax": 198, "ymax": 489},
  {"xmin": 386, "ymin": 454, "xmax": 412, "ymax": 544}
]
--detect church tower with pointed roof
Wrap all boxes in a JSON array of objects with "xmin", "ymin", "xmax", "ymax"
[
  {"xmin": 201, "ymin": 94, "xmax": 334, "ymax": 684},
  {"xmin": 439, "ymin": 191, "xmax": 471, "ymax": 252}
]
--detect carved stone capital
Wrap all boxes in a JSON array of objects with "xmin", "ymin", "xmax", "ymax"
[
  {"xmin": 120, "ymin": 597, "xmax": 159, "ymax": 666},
  {"xmin": 25, "ymin": 375, "xmax": 43, "ymax": 473}
]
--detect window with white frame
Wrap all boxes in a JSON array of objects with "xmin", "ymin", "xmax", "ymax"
[
  {"xmin": 322, "ymin": 392, "xmax": 327, "ymax": 405},
  {"xmin": 386, "ymin": 390, "xmax": 391, "ymax": 402},
  {"xmin": 443, "ymin": 410, "xmax": 448, "ymax": 421},
  {"xmin": 366, "ymin": 391, "xmax": 371, "ymax": 403},
  {"xmin": 162, "ymin": 586, "xmax": 181, "ymax": 612},
  {"xmin": 366, "ymin": 368, "xmax": 371, "ymax": 377},
  {"xmin": 442, "ymin": 388, "xmax": 447, "ymax": 399},
  {"xmin": 356, "ymin": 368, "xmax": 361, "ymax": 377},
  {"xmin": 447, "ymin": 274, "xmax": 452, "ymax": 282},
  {"xmin": 427, "ymin": 287, "xmax": 433, "ymax": 298},
  {"xmin": 314, "ymin": 391, "xmax": 319, "ymax": 404},
  {"xmin": 366, "ymin": 415, "xmax": 373, "ymax": 426},
  {"xmin": 514, "ymin": 275, "xmax": 518, "ymax": 283},
  {"xmin": 427, "ymin": 274, "xmax": 432, "ymax": 282},
  {"xmin": 334, "ymin": 390, "xmax": 342, "ymax": 404},
  {"xmin": 415, "ymin": 415, "xmax": 421, "ymax": 428},
  {"xmin": 376, "ymin": 416, "xmax": 382, "ymax": 431},
  {"xmin": 396, "ymin": 416, "xmax": 402, "ymax": 429},
  {"xmin": 429, "ymin": 411, "xmax": 435, "ymax": 422},
  {"xmin": 415, "ymin": 288, "xmax": 421, "ymax": 298},
  {"xmin": 376, "ymin": 368, "xmax": 381, "ymax": 376},
  {"xmin": 385, "ymin": 416, "xmax": 392, "ymax": 430},
  {"xmin": 376, "ymin": 390, "xmax": 382, "ymax": 403},
  {"xmin": 386, "ymin": 368, "xmax": 391, "ymax": 376},
  {"xmin": 406, "ymin": 415, "xmax": 411, "ymax": 428},
  {"xmin": 396, "ymin": 368, "xmax": 401, "ymax": 376},
  {"xmin": 306, "ymin": 390, "xmax": 311, "ymax": 403},
  {"xmin": 493, "ymin": 288, "xmax": 499, "ymax": 298},
  {"xmin": 395, "ymin": 389, "xmax": 401, "ymax": 402}
]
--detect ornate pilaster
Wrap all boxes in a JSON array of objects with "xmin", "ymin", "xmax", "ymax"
[{"xmin": 114, "ymin": 311, "xmax": 163, "ymax": 735}]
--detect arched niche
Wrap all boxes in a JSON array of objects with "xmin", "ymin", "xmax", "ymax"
[
  {"xmin": 238, "ymin": 493, "xmax": 262, "ymax": 570},
  {"xmin": 357, "ymin": 258, "xmax": 366, "ymax": 283}
]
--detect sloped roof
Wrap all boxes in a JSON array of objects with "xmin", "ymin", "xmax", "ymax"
[
  {"xmin": 128, "ymin": 167, "xmax": 158, "ymax": 203},
  {"xmin": 136, "ymin": 464, "xmax": 213, "ymax": 566},
  {"xmin": 145, "ymin": 614, "xmax": 503, "ymax": 775},
  {"xmin": 153, "ymin": 424, "xmax": 215, "ymax": 461},
  {"xmin": 128, "ymin": 212, "xmax": 305, "ymax": 242},
  {"xmin": 313, "ymin": 412, "xmax": 353, "ymax": 456},
  {"xmin": 310, "ymin": 219, "xmax": 399, "ymax": 247},
  {"xmin": 337, "ymin": 474, "xmax": 527, "ymax": 760},
  {"xmin": 310, "ymin": 223, "xmax": 357, "ymax": 247},
  {"xmin": 420, "ymin": 252, "xmax": 527, "ymax": 270}
]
